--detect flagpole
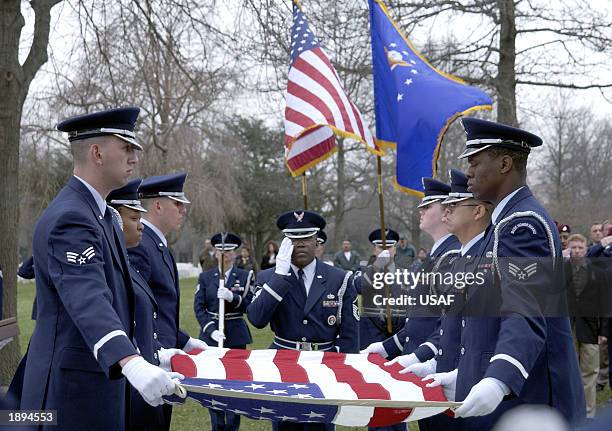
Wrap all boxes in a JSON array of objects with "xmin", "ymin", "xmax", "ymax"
[
  {"xmin": 302, "ymin": 173, "xmax": 308, "ymax": 210},
  {"xmin": 376, "ymin": 155, "xmax": 393, "ymax": 334},
  {"xmin": 218, "ymin": 233, "xmax": 226, "ymax": 347}
]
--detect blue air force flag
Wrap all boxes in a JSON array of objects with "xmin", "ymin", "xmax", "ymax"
[{"xmin": 369, "ymin": 0, "xmax": 493, "ymax": 196}]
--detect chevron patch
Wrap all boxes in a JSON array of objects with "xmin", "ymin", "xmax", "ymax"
[
  {"xmin": 508, "ymin": 262, "xmax": 537, "ymax": 280},
  {"xmin": 66, "ymin": 246, "xmax": 96, "ymax": 265}
]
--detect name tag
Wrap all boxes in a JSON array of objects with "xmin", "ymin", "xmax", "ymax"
[
  {"xmin": 231, "ymin": 284, "xmax": 244, "ymax": 292},
  {"xmin": 322, "ymin": 300, "xmax": 339, "ymax": 308}
]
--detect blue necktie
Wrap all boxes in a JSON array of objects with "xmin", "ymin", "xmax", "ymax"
[{"xmin": 298, "ymin": 268, "xmax": 306, "ymax": 294}]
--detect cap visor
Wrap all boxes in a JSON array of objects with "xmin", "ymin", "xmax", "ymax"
[
  {"xmin": 124, "ymin": 203, "xmax": 147, "ymax": 212},
  {"xmin": 114, "ymin": 134, "xmax": 143, "ymax": 151},
  {"xmin": 442, "ymin": 196, "xmax": 471, "ymax": 205},
  {"xmin": 169, "ymin": 196, "xmax": 191, "ymax": 204},
  {"xmin": 284, "ymin": 231, "xmax": 318, "ymax": 239},
  {"xmin": 417, "ymin": 198, "xmax": 443, "ymax": 208},
  {"xmin": 457, "ymin": 145, "xmax": 491, "ymax": 159}
]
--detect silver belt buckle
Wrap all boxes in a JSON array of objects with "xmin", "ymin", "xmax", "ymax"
[{"xmin": 300, "ymin": 341, "xmax": 313, "ymax": 351}]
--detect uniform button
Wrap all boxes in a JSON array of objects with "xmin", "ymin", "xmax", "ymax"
[
  {"xmin": 461, "ymin": 347, "xmax": 465, "ymax": 355},
  {"xmin": 301, "ymin": 337, "xmax": 307, "ymax": 342},
  {"xmin": 461, "ymin": 319, "xmax": 465, "ymax": 328},
  {"xmin": 439, "ymin": 349, "xmax": 443, "ymax": 356},
  {"xmin": 153, "ymin": 352, "xmax": 158, "ymax": 360},
  {"xmin": 153, "ymin": 333, "xmax": 158, "ymax": 339},
  {"xmin": 405, "ymin": 336, "xmax": 410, "ymax": 342},
  {"xmin": 302, "ymin": 319, "xmax": 308, "ymax": 325},
  {"xmin": 439, "ymin": 329, "xmax": 444, "ymax": 336},
  {"xmin": 153, "ymin": 312, "xmax": 157, "ymax": 319},
  {"xmin": 405, "ymin": 318, "xmax": 410, "ymax": 322}
]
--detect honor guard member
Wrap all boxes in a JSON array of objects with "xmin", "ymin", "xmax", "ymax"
[
  {"xmin": 355, "ymin": 229, "xmax": 405, "ymax": 350},
  {"xmin": 354, "ymin": 228, "xmax": 407, "ymax": 431},
  {"xmin": 315, "ymin": 230, "xmax": 327, "ymax": 259},
  {"xmin": 403, "ymin": 169, "xmax": 492, "ymax": 431},
  {"xmin": 362, "ymin": 179, "xmax": 461, "ymax": 364},
  {"xmin": 247, "ymin": 210, "xmax": 359, "ymax": 431},
  {"xmin": 427, "ymin": 118, "xmax": 586, "ymax": 428},
  {"xmin": 129, "ymin": 172, "xmax": 207, "ymax": 428},
  {"xmin": 21, "ymin": 108, "xmax": 180, "ymax": 430},
  {"xmin": 194, "ymin": 232, "xmax": 254, "ymax": 431},
  {"xmin": 108, "ymin": 179, "xmax": 184, "ymax": 431}
]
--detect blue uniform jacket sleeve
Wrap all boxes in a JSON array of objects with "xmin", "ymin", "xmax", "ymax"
[
  {"xmin": 232, "ymin": 272, "xmax": 254, "ymax": 313},
  {"xmin": 484, "ymin": 216, "xmax": 548, "ymax": 396},
  {"xmin": 412, "ymin": 317, "xmax": 442, "ymax": 361},
  {"xmin": 247, "ymin": 272, "xmax": 292, "ymax": 328},
  {"xmin": 48, "ymin": 212, "xmax": 137, "ymax": 377},
  {"xmin": 334, "ymin": 275, "xmax": 359, "ymax": 353},
  {"xmin": 382, "ymin": 320, "xmax": 407, "ymax": 358},
  {"xmin": 194, "ymin": 274, "xmax": 211, "ymax": 328}
]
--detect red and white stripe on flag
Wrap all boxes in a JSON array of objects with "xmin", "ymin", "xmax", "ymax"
[
  {"xmin": 284, "ymin": 1, "xmax": 383, "ymax": 177},
  {"xmin": 171, "ymin": 348, "xmax": 454, "ymax": 426}
]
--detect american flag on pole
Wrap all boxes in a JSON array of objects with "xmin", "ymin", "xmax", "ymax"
[
  {"xmin": 284, "ymin": 0, "xmax": 383, "ymax": 177},
  {"xmin": 166, "ymin": 348, "xmax": 457, "ymax": 427}
]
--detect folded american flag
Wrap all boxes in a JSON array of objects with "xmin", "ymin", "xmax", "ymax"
[{"xmin": 167, "ymin": 348, "xmax": 457, "ymax": 427}]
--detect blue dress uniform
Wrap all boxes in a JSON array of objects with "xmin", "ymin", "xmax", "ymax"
[
  {"xmin": 454, "ymin": 118, "xmax": 585, "ymax": 429},
  {"xmin": 128, "ymin": 173, "xmax": 192, "ymax": 430},
  {"xmin": 417, "ymin": 169, "xmax": 484, "ymax": 431},
  {"xmin": 247, "ymin": 210, "xmax": 359, "ymax": 431},
  {"xmin": 128, "ymin": 173, "xmax": 191, "ymax": 350},
  {"xmin": 108, "ymin": 178, "xmax": 168, "ymax": 431},
  {"xmin": 194, "ymin": 232, "xmax": 253, "ymax": 431},
  {"xmin": 382, "ymin": 179, "xmax": 461, "ymax": 361},
  {"xmin": 21, "ymin": 107, "xmax": 143, "ymax": 431},
  {"xmin": 355, "ymin": 228, "xmax": 405, "ymax": 352},
  {"xmin": 353, "ymin": 229, "xmax": 407, "ymax": 431}
]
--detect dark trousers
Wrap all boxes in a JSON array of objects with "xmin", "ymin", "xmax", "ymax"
[{"xmin": 209, "ymin": 409, "xmax": 241, "ymax": 431}]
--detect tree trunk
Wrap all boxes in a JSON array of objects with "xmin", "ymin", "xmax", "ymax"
[
  {"xmin": 496, "ymin": 0, "xmax": 518, "ymax": 126},
  {"xmin": 333, "ymin": 139, "xmax": 346, "ymax": 249},
  {"xmin": 0, "ymin": 0, "xmax": 60, "ymax": 384},
  {"xmin": 0, "ymin": 0, "xmax": 26, "ymax": 385}
]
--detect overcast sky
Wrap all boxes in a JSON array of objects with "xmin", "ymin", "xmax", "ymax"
[{"xmin": 18, "ymin": 1, "xmax": 612, "ymax": 134}]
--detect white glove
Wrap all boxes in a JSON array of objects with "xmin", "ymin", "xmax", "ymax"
[
  {"xmin": 384, "ymin": 353, "xmax": 419, "ymax": 369},
  {"xmin": 454, "ymin": 377, "xmax": 508, "ymax": 417},
  {"xmin": 183, "ymin": 337, "xmax": 208, "ymax": 352},
  {"xmin": 157, "ymin": 348, "xmax": 186, "ymax": 372},
  {"xmin": 402, "ymin": 358, "xmax": 437, "ymax": 376},
  {"xmin": 360, "ymin": 341, "xmax": 388, "ymax": 358},
  {"xmin": 122, "ymin": 356, "xmax": 184, "ymax": 406},
  {"xmin": 211, "ymin": 330, "xmax": 226, "ymax": 343},
  {"xmin": 275, "ymin": 237, "xmax": 294, "ymax": 275},
  {"xmin": 373, "ymin": 249, "xmax": 391, "ymax": 271},
  {"xmin": 217, "ymin": 286, "xmax": 234, "ymax": 302},
  {"xmin": 423, "ymin": 368, "xmax": 458, "ymax": 401}
]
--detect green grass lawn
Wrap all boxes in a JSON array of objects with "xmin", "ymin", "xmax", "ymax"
[{"xmin": 15, "ymin": 278, "xmax": 612, "ymax": 430}]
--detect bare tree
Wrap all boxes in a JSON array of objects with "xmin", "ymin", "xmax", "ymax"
[
  {"xmin": 0, "ymin": 0, "xmax": 62, "ymax": 383},
  {"xmin": 533, "ymin": 96, "xmax": 612, "ymax": 230},
  {"xmin": 382, "ymin": 0, "xmax": 612, "ymax": 125}
]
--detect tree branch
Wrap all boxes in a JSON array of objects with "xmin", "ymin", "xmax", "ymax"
[
  {"xmin": 23, "ymin": 0, "xmax": 63, "ymax": 86},
  {"xmin": 516, "ymin": 79, "xmax": 612, "ymax": 89}
]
